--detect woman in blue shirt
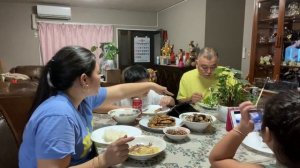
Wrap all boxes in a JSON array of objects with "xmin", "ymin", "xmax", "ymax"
[{"xmin": 19, "ymin": 46, "xmax": 172, "ymax": 168}]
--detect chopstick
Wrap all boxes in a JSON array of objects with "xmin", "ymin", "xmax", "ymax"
[
  {"xmin": 255, "ymin": 87, "xmax": 264, "ymax": 106},
  {"xmin": 255, "ymin": 77, "xmax": 270, "ymax": 106}
]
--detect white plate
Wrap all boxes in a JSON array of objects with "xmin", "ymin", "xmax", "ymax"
[
  {"xmin": 139, "ymin": 116, "xmax": 182, "ymax": 131},
  {"xmin": 128, "ymin": 135, "xmax": 166, "ymax": 161},
  {"xmin": 91, "ymin": 125, "xmax": 142, "ymax": 145},
  {"xmin": 197, "ymin": 102, "xmax": 217, "ymax": 110},
  {"xmin": 142, "ymin": 105, "xmax": 170, "ymax": 115},
  {"xmin": 242, "ymin": 132, "xmax": 273, "ymax": 155}
]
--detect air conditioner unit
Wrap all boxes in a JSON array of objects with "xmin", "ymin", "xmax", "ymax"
[{"xmin": 37, "ymin": 5, "xmax": 71, "ymax": 20}]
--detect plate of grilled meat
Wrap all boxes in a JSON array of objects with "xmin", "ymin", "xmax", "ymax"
[{"xmin": 139, "ymin": 114, "xmax": 182, "ymax": 132}]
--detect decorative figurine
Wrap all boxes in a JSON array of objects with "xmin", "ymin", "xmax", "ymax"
[
  {"xmin": 270, "ymin": 5, "xmax": 279, "ymax": 18},
  {"xmin": 177, "ymin": 49, "xmax": 184, "ymax": 62},
  {"xmin": 282, "ymin": 61, "xmax": 287, "ymax": 66},
  {"xmin": 264, "ymin": 55, "xmax": 272, "ymax": 65},
  {"xmin": 185, "ymin": 41, "xmax": 199, "ymax": 67},
  {"xmin": 259, "ymin": 55, "xmax": 272, "ymax": 65},
  {"xmin": 289, "ymin": 60, "xmax": 297, "ymax": 66},
  {"xmin": 287, "ymin": 1, "xmax": 300, "ymax": 16},
  {"xmin": 147, "ymin": 68, "xmax": 157, "ymax": 82},
  {"xmin": 161, "ymin": 40, "xmax": 171, "ymax": 56},
  {"xmin": 260, "ymin": 56, "xmax": 265, "ymax": 65},
  {"xmin": 170, "ymin": 44, "xmax": 175, "ymax": 64}
]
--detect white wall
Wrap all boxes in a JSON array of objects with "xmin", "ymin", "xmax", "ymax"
[
  {"xmin": 241, "ymin": 0, "xmax": 255, "ymax": 78},
  {"xmin": 0, "ymin": 1, "xmax": 256, "ymax": 73},
  {"xmin": 158, "ymin": 0, "xmax": 206, "ymax": 52},
  {"xmin": 0, "ymin": 2, "xmax": 157, "ymax": 72},
  {"xmin": 0, "ymin": 3, "xmax": 41, "ymax": 72},
  {"xmin": 205, "ymin": 0, "xmax": 245, "ymax": 69}
]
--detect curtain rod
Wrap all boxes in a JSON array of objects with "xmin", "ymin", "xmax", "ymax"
[{"xmin": 36, "ymin": 20, "xmax": 158, "ymax": 28}]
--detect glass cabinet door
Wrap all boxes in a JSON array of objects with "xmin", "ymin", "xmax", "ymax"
[
  {"xmin": 253, "ymin": 0, "xmax": 280, "ymax": 79},
  {"xmin": 250, "ymin": 0, "xmax": 300, "ymax": 86},
  {"xmin": 281, "ymin": 0, "xmax": 300, "ymax": 84}
]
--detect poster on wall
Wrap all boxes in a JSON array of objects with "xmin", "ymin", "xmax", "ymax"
[{"xmin": 134, "ymin": 36, "xmax": 150, "ymax": 63}]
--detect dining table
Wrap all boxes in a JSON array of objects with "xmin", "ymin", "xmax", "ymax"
[{"xmin": 93, "ymin": 105, "xmax": 276, "ymax": 168}]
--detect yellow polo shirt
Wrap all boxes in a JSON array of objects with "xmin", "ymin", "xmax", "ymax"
[{"xmin": 177, "ymin": 68, "xmax": 219, "ymax": 101}]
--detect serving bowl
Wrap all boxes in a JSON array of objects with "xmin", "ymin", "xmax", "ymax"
[
  {"xmin": 128, "ymin": 135, "xmax": 166, "ymax": 161},
  {"xmin": 163, "ymin": 126, "xmax": 190, "ymax": 141},
  {"xmin": 179, "ymin": 112, "xmax": 216, "ymax": 132},
  {"xmin": 108, "ymin": 108, "xmax": 141, "ymax": 124}
]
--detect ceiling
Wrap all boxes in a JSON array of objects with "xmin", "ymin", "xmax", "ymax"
[{"xmin": 0, "ymin": 0, "xmax": 185, "ymax": 12}]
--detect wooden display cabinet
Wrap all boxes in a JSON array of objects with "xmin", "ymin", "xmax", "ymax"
[{"xmin": 249, "ymin": 0, "xmax": 300, "ymax": 84}]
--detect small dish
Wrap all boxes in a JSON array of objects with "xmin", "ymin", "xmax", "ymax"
[
  {"xmin": 163, "ymin": 126, "xmax": 190, "ymax": 141},
  {"xmin": 108, "ymin": 108, "xmax": 141, "ymax": 124}
]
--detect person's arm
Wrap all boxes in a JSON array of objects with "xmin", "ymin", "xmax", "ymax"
[
  {"xmin": 103, "ymin": 82, "xmax": 173, "ymax": 104},
  {"xmin": 177, "ymin": 74, "xmax": 203, "ymax": 103},
  {"xmin": 160, "ymin": 96, "xmax": 175, "ymax": 107},
  {"xmin": 38, "ymin": 155, "xmax": 93, "ymax": 168},
  {"xmin": 209, "ymin": 101, "xmax": 263, "ymax": 168},
  {"xmin": 93, "ymin": 103, "xmax": 121, "ymax": 113},
  {"xmin": 177, "ymin": 93, "xmax": 203, "ymax": 104},
  {"xmin": 38, "ymin": 136, "xmax": 134, "ymax": 168}
]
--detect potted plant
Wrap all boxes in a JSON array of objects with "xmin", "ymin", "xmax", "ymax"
[
  {"xmin": 103, "ymin": 42, "xmax": 119, "ymax": 60},
  {"xmin": 91, "ymin": 42, "xmax": 119, "ymax": 70},
  {"xmin": 102, "ymin": 42, "xmax": 118, "ymax": 70},
  {"xmin": 202, "ymin": 67, "xmax": 255, "ymax": 122}
]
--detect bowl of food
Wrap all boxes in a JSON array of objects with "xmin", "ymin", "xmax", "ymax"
[
  {"xmin": 108, "ymin": 108, "xmax": 141, "ymax": 124},
  {"xmin": 179, "ymin": 112, "xmax": 216, "ymax": 132},
  {"xmin": 128, "ymin": 135, "xmax": 166, "ymax": 161},
  {"xmin": 163, "ymin": 126, "xmax": 190, "ymax": 141}
]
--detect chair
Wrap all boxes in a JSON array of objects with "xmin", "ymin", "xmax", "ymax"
[
  {"xmin": 0, "ymin": 90, "xmax": 35, "ymax": 146},
  {"xmin": 0, "ymin": 105, "xmax": 19, "ymax": 168}
]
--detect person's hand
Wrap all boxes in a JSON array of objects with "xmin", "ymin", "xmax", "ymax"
[
  {"xmin": 102, "ymin": 136, "xmax": 134, "ymax": 167},
  {"xmin": 151, "ymin": 83, "xmax": 173, "ymax": 96},
  {"xmin": 159, "ymin": 96, "xmax": 174, "ymax": 107},
  {"xmin": 237, "ymin": 101, "xmax": 256, "ymax": 135},
  {"xmin": 190, "ymin": 92, "xmax": 203, "ymax": 103}
]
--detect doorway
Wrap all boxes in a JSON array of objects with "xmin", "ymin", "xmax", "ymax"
[{"xmin": 117, "ymin": 29, "xmax": 162, "ymax": 70}]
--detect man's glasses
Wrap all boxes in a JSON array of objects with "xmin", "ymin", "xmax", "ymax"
[{"xmin": 199, "ymin": 65, "xmax": 217, "ymax": 72}]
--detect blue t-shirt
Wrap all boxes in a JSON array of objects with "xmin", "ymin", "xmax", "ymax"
[{"xmin": 19, "ymin": 88, "xmax": 107, "ymax": 168}]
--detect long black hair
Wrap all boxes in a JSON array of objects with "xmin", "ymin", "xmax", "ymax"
[
  {"xmin": 30, "ymin": 46, "xmax": 96, "ymax": 116},
  {"xmin": 262, "ymin": 91, "xmax": 300, "ymax": 168}
]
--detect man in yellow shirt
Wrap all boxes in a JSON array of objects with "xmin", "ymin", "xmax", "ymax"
[{"xmin": 177, "ymin": 47, "xmax": 219, "ymax": 103}]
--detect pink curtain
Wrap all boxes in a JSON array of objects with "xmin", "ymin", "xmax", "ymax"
[{"xmin": 38, "ymin": 22, "xmax": 113, "ymax": 64}]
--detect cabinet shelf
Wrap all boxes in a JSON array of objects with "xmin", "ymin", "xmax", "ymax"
[
  {"xmin": 284, "ymin": 15, "xmax": 300, "ymax": 23},
  {"xmin": 258, "ymin": 26, "xmax": 277, "ymax": 29},
  {"xmin": 281, "ymin": 65, "xmax": 300, "ymax": 69},
  {"xmin": 258, "ymin": 18, "xmax": 278, "ymax": 24},
  {"xmin": 257, "ymin": 42, "xmax": 275, "ymax": 46},
  {"xmin": 258, "ymin": 16, "xmax": 300, "ymax": 23},
  {"xmin": 257, "ymin": 64, "xmax": 274, "ymax": 69}
]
